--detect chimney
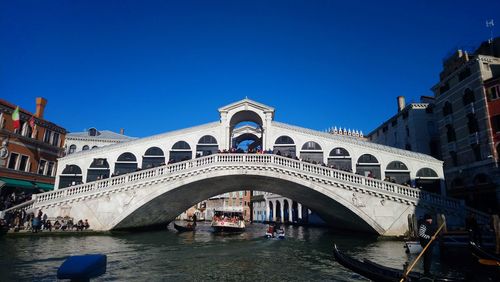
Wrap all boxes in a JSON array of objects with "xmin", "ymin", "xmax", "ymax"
[
  {"xmin": 397, "ymin": 96, "xmax": 405, "ymax": 112},
  {"xmin": 120, "ymin": 128, "xmax": 124, "ymax": 135},
  {"xmin": 35, "ymin": 97, "xmax": 47, "ymax": 119}
]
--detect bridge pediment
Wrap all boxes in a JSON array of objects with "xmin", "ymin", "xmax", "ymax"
[{"xmin": 218, "ymin": 98, "xmax": 275, "ymax": 122}]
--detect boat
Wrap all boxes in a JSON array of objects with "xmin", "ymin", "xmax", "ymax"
[
  {"xmin": 440, "ymin": 231, "xmax": 495, "ymax": 249},
  {"xmin": 469, "ymin": 241, "xmax": 500, "ymax": 266},
  {"xmin": 264, "ymin": 224, "xmax": 285, "ymax": 239},
  {"xmin": 211, "ymin": 208, "xmax": 245, "ymax": 233},
  {"xmin": 333, "ymin": 243, "xmax": 464, "ymax": 282},
  {"xmin": 173, "ymin": 222, "xmax": 195, "ymax": 232},
  {"xmin": 404, "ymin": 241, "xmax": 423, "ymax": 254}
]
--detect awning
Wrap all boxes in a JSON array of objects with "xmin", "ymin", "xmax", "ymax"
[{"xmin": 0, "ymin": 177, "xmax": 54, "ymax": 192}]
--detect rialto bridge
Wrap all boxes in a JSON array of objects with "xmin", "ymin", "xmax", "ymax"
[{"xmin": 1, "ymin": 99, "xmax": 489, "ymax": 235}]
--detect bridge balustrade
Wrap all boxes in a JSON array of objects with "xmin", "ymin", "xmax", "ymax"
[{"xmin": 3, "ymin": 153, "xmax": 488, "ymax": 224}]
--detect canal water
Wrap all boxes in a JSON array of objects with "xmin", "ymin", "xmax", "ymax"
[{"xmin": 0, "ymin": 222, "xmax": 497, "ymax": 281}]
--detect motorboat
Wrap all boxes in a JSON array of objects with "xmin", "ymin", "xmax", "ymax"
[
  {"xmin": 265, "ymin": 224, "xmax": 285, "ymax": 239},
  {"xmin": 211, "ymin": 208, "xmax": 245, "ymax": 233}
]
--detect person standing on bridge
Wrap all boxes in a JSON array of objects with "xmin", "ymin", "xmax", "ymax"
[{"xmin": 418, "ymin": 214, "xmax": 436, "ymax": 276}]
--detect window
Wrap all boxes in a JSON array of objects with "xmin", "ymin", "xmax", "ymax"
[
  {"xmin": 382, "ymin": 125, "xmax": 388, "ymax": 133},
  {"xmin": 458, "ymin": 68, "xmax": 471, "ymax": 81},
  {"xmin": 43, "ymin": 130, "xmax": 52, "ymax": 143},
  {"xmin": 472, "ymin": 144, "xmax": 481, "ymax": 161},
  {"xmin": 68, "ymin": 145, "xmax": 77, "ymax": 154},
  {"xmin": 82, "ymin": 145, "xmax": 90, "ymax": 151},
  {"xmin": 7, "ymin": 153, "xmax": 19, "ymax": 169},
  {"xmin": 51, "ymin": 132, "xmax": 60, "ymax": 147},
  {"xmin": 488, "ymin": 86, "xmax": 499, "ymax": 101},
  {"xmin": 450, "ymin": 151, "xmax": 458, "ymax": 166},
  {"xmin": 440, "ymin": 82, "xmax": 450, "ymax": 94},
  {"xmin": 467, "ymin": 114, "xmax": 479, "ymax": 133},
  {"xmin": 492, "ymin": 115, "xmax": 500, "ymax": 133},
  {"xmin": 443, "ymin": 102, "xmax": 453, "ymax": 116},
  {"xmin": 462, "ymin": 89, "xmax": 475, "ymax": 105},
  {"xmin": 18, "ymin": 155, "xmax": 29, "ymax": 172},
  {"xmin": 446, "ymin": 125, "xmax": 456, "ymax": 142},
  {"xmin": 402, "ymin": 111, "xmax": 409, "ymax": 119},
  {"xmin": 406, "ymin": 126, "xmax": 410, "ymax": 137},
  {"xmin": 391, "ymin": 119, "xmax": 397, "ymax": 127},
  {"xmin": 38, "ymin": 160, "xmax": 47, "ymax": 175},
  {"xmin": 0, "ymin": 113, "xmax": 4, "ymax": 129},
  {"xmin": 47, "ymin": 162, "xmax": 55, "ymax": 176}
]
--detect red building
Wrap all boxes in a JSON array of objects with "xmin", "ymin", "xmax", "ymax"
[{"xmin": 0, "ymin": 97, "xmax": 66, "ymax": 204}]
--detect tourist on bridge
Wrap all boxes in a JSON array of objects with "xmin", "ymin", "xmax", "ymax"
[{"xmin": 418, "ymin": 214, "xmax": 436, "ymax": 276}]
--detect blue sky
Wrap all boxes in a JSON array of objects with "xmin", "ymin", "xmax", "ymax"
[{"xmin": 1, "ymin": 0, "xmax": 498, "ymax": 138}]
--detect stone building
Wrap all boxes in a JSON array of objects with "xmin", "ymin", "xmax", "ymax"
[
  {"xmin": 65, "ymin": 128, "xmax": 135, "ymax": 155},
  {"xmin": 431, "ymin": 37, "xmax": 500, "ymax": 212},
  {"xmin": 0, "ymin": 97, "xmax": 66, "ymax": 197}
]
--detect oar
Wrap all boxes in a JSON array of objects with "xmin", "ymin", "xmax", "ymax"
[
  {"xmin": 478, "ymin": 258, "xmax": 500, "ymax": 266},
  {"xmin": 399, "ymin": 221, "xmax": 446, "ymax": 282}
]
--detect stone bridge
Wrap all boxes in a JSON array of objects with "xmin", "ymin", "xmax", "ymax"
[{"xmin": 1, "ymin": 154, "xmax": 487, "ymax": 236}]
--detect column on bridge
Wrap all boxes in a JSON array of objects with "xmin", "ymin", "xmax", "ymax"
[
  {"xmin": 280, "ymin": 199, "xmax": 285, "ymax": 223},
  {"xmin": 298, "ymin": 203, "xmax": 302, "ymax": 221},
  {"xmin": 288, "ymin": 201, "xmax": 293, "ymax": 223},
  {"xmin": 266, "ymin": 203, "xmax": 271, "ymax": 223},
  {"xmin": 272, "ymin": 200, "xmax": 277, "ymax": 222}
]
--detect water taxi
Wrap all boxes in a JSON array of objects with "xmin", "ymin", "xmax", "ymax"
[{"xmin": 211, "ymin": 207, "xmax": 245, "ymax": 233}]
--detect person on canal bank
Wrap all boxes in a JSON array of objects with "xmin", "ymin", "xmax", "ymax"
[{"xmin": 418, "ymin": 213, "xmax": 436, "ymax": 276}]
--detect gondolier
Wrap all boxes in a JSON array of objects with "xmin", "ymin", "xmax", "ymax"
[{"xmin": 418, "ymin": 214, "xmax": 436, "ymax": 276}]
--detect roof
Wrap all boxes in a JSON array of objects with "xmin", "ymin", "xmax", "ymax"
[
  {"xmin": 218, "ymin": 98, "xmax": 275, "ymax": 115},
  {"xmin": 0, "ymin": 98, "xmax": 66, "ymax": 132},
  {"xmin": 67, "ymin": 130, "xmax": 136, "ymax": 141}
]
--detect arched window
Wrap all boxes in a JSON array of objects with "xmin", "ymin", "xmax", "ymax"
[
  {"xmin": 115, "ymin": 152, "xmax": 138, "ymax": 175},
  {"xmin": 170, "ymin": 141, "xmax": 192, "ymax": 162},
  {"xmin": 91, "ymin": 145, "xmax": 98, "ymax": 149},
  {"xmin": 142, "ymin": 147, "xmax": 165, "ymax": 169},
  {"xmin": 416, "ymin": 168, "xmax": 438, "ymax": 177},
  {"xmin": 385, "ymin": 161, "xmax": 409, "ymax": 184},
  {"xmin": 443, "ymin": 101, "xmax": 453, "ymax": 116},
  {"xmin": 86, "ymin": 158, "xmax": 110, "ymax": 182},
  {"xmin": 197, "ymin": 136, "xmax": 218, "ymax": 157},
  {"xmin": 327, "ymin": 147, "xmax": 351, "ymax": 171},
  {"xmin": 446, "ymin": 125, "xmax": 456, "ymax": 142},
  {"xmin": 300, "ymin": 141, "xmax": 323, "ymax": 163},
  {"xmin": 68, "ymin": 144, "xmax": 77, "ymax": 154},
  {"xmin": 356, "ymin": 154, "xmax": 380, "ymax": 179},
  {"xmin": 273, "ymin": 136, "xmax": 296, "ymax": 157},
  {"xmin": 462, "ymin": 88, "xmax": 475, "ymax": 105},
  {"xmin": 59, "ymin": 164, "xmax": 83, "ymax": 188},
  {"xmin": 82, "ymin": 145, "xmax": 90, "ymax": 151},
  {"xmin": 386, "ymin": 161, "xmax": 408, "ymax": 170},
  {"xmin": 88, "ymin": 128, "xmax": 99, "ymax": 136}
]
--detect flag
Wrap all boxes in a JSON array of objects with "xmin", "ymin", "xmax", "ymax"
[
  {"xmin": 12, "ymin": 106, "xmax": 20, "ymax": 129},
  {"xmin": 29, "ymin": 115, "xmax": 35, "ymax": 129}
]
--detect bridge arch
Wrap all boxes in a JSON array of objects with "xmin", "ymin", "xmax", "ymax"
[
  {"xmin": 356, "ymin": 154, "xmax": 380, "ymax": 179},
  {"xmin": 196, "ymin": 135, "xmax": 218, "ymax": 157},
  {"xmin": 59, "ymin": 165, "xmax": 83, "ymax": 188},
  {"xmin": 114, "ymin": 152, "xmax": 138, "ymax": 175},
  {"xmin": 86, "ymin": 158, "xmax": 110, "ymax": 182},
  {"xmin": 273, "ymin": 135, "xmax": 296, "ymax": 157},
  {"xmin": 300, "ymin": 141, "xmax": 323, "ymax": 163},
  {"xmin": 142, "ymin": 147, "xmax": 165, "ymax": 169},
  {"xmin": 385, "ymin": 161, "xmax": 410, "ymax": 185},
  {"xmin": 170, "ymin": 141, "xmax": 192, "ymax": 162},
  {"xmin": 415, "ymin": 167, "xmax": 440, "ymax": 193},
  {"xmin": 327, "ymin": 147, "xmax": 352, "ymax": 171},
  {"xmin": 109, "ymin": 168, "xmax": 384, "ymax": 234}
]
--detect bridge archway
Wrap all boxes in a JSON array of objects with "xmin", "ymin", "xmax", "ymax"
[
  {"xmin": 385, "ymin": 161, "xmax": 410, "ymax": 185},
  {"xmin": 196, "ymin": 135, "xmax": 218, "ymax": 157},
  {"xmin": 170, "ymin": 141, "xmax": 192, "ymax": 162},
  {"xmin": 229, "ymin": 111, "xmax": 263, "ymax": 150},
  {"xmin": 356, "ymin": 154, "xmax": 380, "ymax": 179},
  {"xmin": 273, "ymin": 136, "xmax": 296, "ymax": 157},
  {"xmin": 300, "ymin": 141, "xmax": 323, "ymax": 163},
  {"xmin": 114, "ymin": 152, "xmax": 138, "ymax": 175},
  {"xmin": 59, "ymin": 165, "xmax": 83, "ymax": 188},
  {"xmin": 86, "ymin": 158, "xmax": 110, "ymax": 182},
  {"xmin": 327, "ymin": 147, "xmax": 352, "ymax": 171},
  {"xmin": 109, "ymin": 170, "xmax": 383, "ymax": 234},
  {"xmin": 142, "ymin": 147, "xmax": 165, "ymax": 169},
  {"xmin": 415, "ymin": 167, "xmax": 440, "ymax": 193}
]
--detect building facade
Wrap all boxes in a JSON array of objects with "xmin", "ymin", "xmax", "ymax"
[
  {"xmin": 65, "ymin": 128, "xmax": 135, "ymax": 155},
  {"xmin": 0, "ymin": 97, "xmax": 66, "ymax": 199},
  {"xmin": 432, "ymin": 38, "xmax": 500, "ymax": 213}
]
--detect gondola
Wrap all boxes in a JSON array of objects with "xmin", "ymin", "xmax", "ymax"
[
  {"xmin": 173, "ymin": 222, "xmax": 195, "ymax": 232},
  {"xmin": 333, "ymin": 244, "xmax": 464, "ymax": 282},
  {"xmin": 469, "ymin": 241, "xmax": 500, "ymax": 266}
]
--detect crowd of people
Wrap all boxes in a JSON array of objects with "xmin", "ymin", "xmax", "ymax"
[
  {"xmin": 0, "ymin": 192, "xmax": 32, "ymax": 211},
  {"xmin": 1, "ymin": 209, "xmax": 90, "ymax": 233}
]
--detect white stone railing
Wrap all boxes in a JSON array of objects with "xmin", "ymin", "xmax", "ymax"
[{"xmin": 1, "ymin": 154, "xmax": 484, "ymax": 222}]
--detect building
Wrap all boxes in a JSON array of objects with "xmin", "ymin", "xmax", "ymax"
[
  {"xmin": 65, "ymin": 128, "xmax": 135, "ymax": 155},
  {"xmin": 366, "ymin": 96, "xmax": 441, "ymax": 192},
  {"xmin": 204, "ymin": 191, "xmax": 251, "ymax": 221},
  {"xmin": 0, "ymin": 97, "xmax": 66, "ymax": 203},
  {"xmin": 431, "ymin": 37, "xmax": 500, "ymax": 213}
]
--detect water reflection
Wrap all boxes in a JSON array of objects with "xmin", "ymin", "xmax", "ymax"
[{"xmin": 0, "ymin": 222, "xmax": 496, "ymax": 281}]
